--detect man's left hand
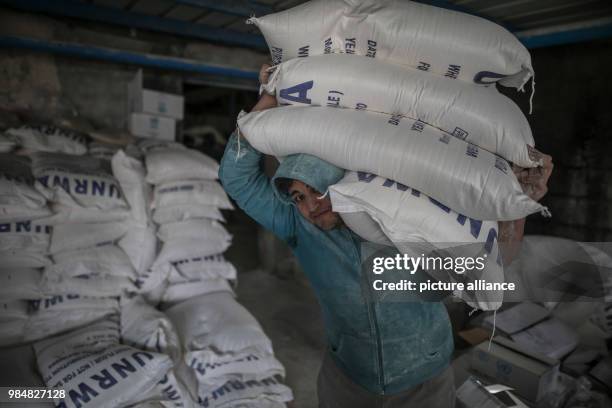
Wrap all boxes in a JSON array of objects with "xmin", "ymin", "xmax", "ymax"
[{"xmin": 513, "ymin": 147, "xmax": 554, "ymax": 202}]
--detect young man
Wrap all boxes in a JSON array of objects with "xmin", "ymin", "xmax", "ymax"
[{"xmin": 219, "ymin": 66, "xmax": 553, "ymax": 408}]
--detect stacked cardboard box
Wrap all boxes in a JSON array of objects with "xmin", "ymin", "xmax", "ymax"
[{"xmin": 128, "ymin": 70, "xmax": 184, "ymax": 141}]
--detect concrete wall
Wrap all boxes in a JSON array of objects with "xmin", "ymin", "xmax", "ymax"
[
  {"xmin": 0, "ymin": 8, "xmax": 265, "ymax": 133},
  {"xmin": 503, "ymin": 39, "xmax": 612, "ymax": 242}
]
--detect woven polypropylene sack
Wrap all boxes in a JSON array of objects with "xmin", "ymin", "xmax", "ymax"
[
  {"xmin": 121, "ymin": 295, "xmax": 181, "ymax": 362},
  {"xmin": 249, "ymin": 0, "xmax": 533, "ymax": 88},
  {"xmin": 112, "ymin": 150, "xmax": 151, "ymax": 225},
  {"xmin": 6, "ymin": 124, "xmax": 88, "ymax": 155},
  {"xmin": 34, "ymin": 318, "xmax": 174, "ymax": 408},
  {"xmin": 152, "ymin": 204, "xmax": 225, "ymax": 224},
  {"xmin": 0, "ymin": 268, "xmax": 43, "ymax": 300},
  {"xmin": 152, "ymin": 179, "xmax": 233, "ymax": 210},
  {"xmin": 145, "ymin": 148, "xmax": 220, "ymax": 185},
  {"xmin": 49, "ymin": 243, "xmax": 136, "ymax": 279},
  {"xmin": 0, "ymin": 154, "xmax": 51, "ymax": 222},
  {"xmin": 265, "ymin": 54, "xmax": 537, "ymax": 167},
  {"xmin": 0, "ymin": 219, "xmax": 51, "ymax": 254},
  {"xmin": 31, "ymin": 152, "xmax": 129, "ymax": 212},
  {"xmin": 238, "ymin": 107, "xmax": 546, "ymax": 221},
  {"xmin": 330, "ymin": 171, "xmax": 504, "ymax": 310},
  {"xmin": 25, "ymin": 295, "xmax": 120, "ymax": 341},
  {"xmin": 49, "ymin": 221, "xmax": 128, "ymax": 254},
  {"xmin": 165, "ymin": 292, "xmax": 272, "ymax": 355}
]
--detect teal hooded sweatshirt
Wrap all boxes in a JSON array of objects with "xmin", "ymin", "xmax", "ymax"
[{"xmin": 219, "ymin": 132, "xmax": 453, "ymax": 395}]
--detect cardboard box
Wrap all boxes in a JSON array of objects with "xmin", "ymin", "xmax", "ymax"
[
  {"xmin": 471, "ymin": 337, "xmax": 560, "ymax": 403},
  {"xmin": 128, "ymin": 70, "xmax": 184, "ymax": 119},
  {"xmin": 129, "ymin": 112, "xmax": 177, "ymax": 141}
]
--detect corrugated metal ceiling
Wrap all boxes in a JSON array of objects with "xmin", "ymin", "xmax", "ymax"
[{"xmin": 90, "ymin": 0, "xmax": 612, "ymax": 35}]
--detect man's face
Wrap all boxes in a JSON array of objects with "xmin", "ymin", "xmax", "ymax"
[{"xmin": 288, "ymin": 180, "xmax": 340, "ymax": 231}]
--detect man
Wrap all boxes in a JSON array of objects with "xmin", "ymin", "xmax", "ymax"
[{"xmin": 219, "ymin": 65, "xmax": 553, "ymax": 407}]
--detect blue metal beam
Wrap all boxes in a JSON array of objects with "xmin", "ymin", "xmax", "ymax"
[
  {"xmin": 0, "ymin": 0, "xmax": 266, "ymax": 49},
  {"xmin": 517, "ymin": 22, "xmax": 612, "ymax": 49},
  {"xmin": 0, "ymin": 35, "xmax": 259, "ymax": 80},
  {"xmin": 174, "ymin": 0, "xmax": 273, "ymax": 18}
]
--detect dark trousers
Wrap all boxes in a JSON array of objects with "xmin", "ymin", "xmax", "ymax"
[{"xmin": 317, "ymin": 352, "xmax": 456, "ymax": 408}]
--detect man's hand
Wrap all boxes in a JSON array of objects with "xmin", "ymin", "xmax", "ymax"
[
  {"xmin": 513, "ymin": 147, "xmax": 554, "ymax": 202},
  {"xmin": 251, "ymin": 63, "xmax": 277, "ymax": 112}
]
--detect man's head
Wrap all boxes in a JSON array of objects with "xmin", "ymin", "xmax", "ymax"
[
  {"xmin": 272, "ymin": 154, "xmax": 345, "ymax": 231},
  {"xmin": 287, "ymin": 179, "xmax": 340, "ymax": 230}
]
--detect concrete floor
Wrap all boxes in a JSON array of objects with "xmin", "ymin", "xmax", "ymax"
[{"xmin": 236, "ymin": 269, "xmax": 325, "ymax": 408}]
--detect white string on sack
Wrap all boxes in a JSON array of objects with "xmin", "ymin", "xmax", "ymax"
[{"xmin": 488, "ymin": 309, "xmax": 497, "ymax": 351}]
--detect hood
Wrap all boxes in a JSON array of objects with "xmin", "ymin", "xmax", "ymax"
[{"xmin": 271, "ymin": 154, "xmax": 345, "ymax": 206}]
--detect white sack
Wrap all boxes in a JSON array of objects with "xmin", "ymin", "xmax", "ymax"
[
  {"xmin": 0, "ymin": 300, "xmax": 29, "ymax": 320},
  {"xmin": 0, "ymin": 132, "xmax": 17, "ymax": 152},
  {"xmin": 7, "ymin": 124, "xmax": 88, "ymax": 155},
  {"xmin": 45, "ymin": 201, "xmax": 130, "ymax": 224},
  {"xmin": 34, "ymin": 318, "xmax": 174, "ymax": 408},
  {"xmin": 330, "ymin": 171, "xmax": 504, "ymax": 310},
  {"xmin": 265, "ymin": 54, "xmax": 537, "ymax": 167},
  {"xmin": 25, "ymin": 295, "xmax": 120, "ymax": 341},
  {"xmin": 166, "ymin": 292, "xmax": 273, "ymax": 355},
  {"xmin": 0, "ymin": 250, "xmax": 52, "ymax": 268},
  {"xmin": 157, "ymin": 219, "xmax": 231, "ymax": 243},
  {"xmin": 154, "ymin": 220, "xmax": 232, "ymax": 266},
  {"xmin": 0, "ymin": 219, "xmax": 51, "ymax": 253},
  {"xmin": 50, "ymin": 243, "xmax": 136, "ymax": 279},
  {"xmin": 121, "ymin": 296, "xmax": 181, "ymax": 362},
  {"xmin": 186, "ymin": 351, "xmax": 285, "ymax": 391},
  {"xmin": 339, "ymin": 211, "xmax": 392, "ymax": 247},
  {"xmin": 0, "ymin": 154, "xmax": 51, "ymax": 222},
  {"xmin": 132, "ymin": 371, "xmax": 195, "ymax": 408},
  {"xmin": 133, "ymin": 263, "xmax": 173, "ymax": 297},
  {"xmin": 194, "ymin": 376, "xmax": 292, "ymax": 408},
  {"xmin": 112, "ymin": 150, "xmax": 151, "ymax": 225},
  {"xmin": 153, "ymin": 204, "xmax": 225, "ymax": 224},
  {"xmin": 152, "ymin": 179, "xmax": 233, "ymax": 210},
  {"xmin": 119, "ymin": 224, "xmax": 158, "ymax": 274},
  {"xmin": 31, "ymin": 152, "xmax": 129, "ymax": 211},
  {"xmin": 169, "ymin": 253, "xmax": 237, "ymax": 283},
  {"xmin": 161, "ymin": 278, "xmax": 234, "ymax": 307},
  {"xmin": 0, "ymin": 268, "xmax": 43, "ymax": 300},
  {"xmin": 250, "ymin": 0, "xmax": 533, "ymax": 88},
  {"xmin": 145, "ymin": 148, "xmax": 220, "ymax": 185},
  {"xmin": 238, "ymin": 107, "xmax": 546, "ymax": 221},
  {"xmin": 49, "ymin": 221, "xmax": 128, "ymax": 254},
  {"xmin": 41, "ymin": 273, "xmax": 134, "ymax": 297}
]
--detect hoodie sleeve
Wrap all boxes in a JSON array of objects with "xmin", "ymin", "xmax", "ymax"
[{"xmin": 219, "ymin": 131, "xmax": 296, "ymax": 242}]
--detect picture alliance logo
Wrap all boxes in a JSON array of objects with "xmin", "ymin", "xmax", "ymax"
[{"xmin": 372, "ymin": 253, "xmax": 488, "ymax": 275}]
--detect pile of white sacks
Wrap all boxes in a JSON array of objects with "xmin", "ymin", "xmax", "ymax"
[
  {"xmin": 0, "ymin": 125, "xmax": 292, "ymax": 407},
  {"xmin": 241, "ymin": 0, "xmax": 547, "ymax": 311}
]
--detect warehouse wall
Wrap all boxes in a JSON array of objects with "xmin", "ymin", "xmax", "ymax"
[
  {"xmin": 504, "ymin": 39, "xmax": 612, "ymax": 242},
  {"xmin": 0, "ymin": 9, "xmax": 264, "ymax": 132}
]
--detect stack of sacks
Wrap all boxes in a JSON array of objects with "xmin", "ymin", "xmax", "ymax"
[
  {"xmin": 24, "ymin": 151, "xmax": 136, "ymax": 340},
  {"xmin": 165, "ymin": 292, "xmax": 292, "ymax": 407},
  {"xmin": 242, "ymin": 0, "xmax": 549, "ymax": 311},
  {"xmin": 141, "ymin": 141, "xmax": 235, "ymax": 305},
  {"xmin": 0, "ymin": 154, "xmax": 52, "ymax": 346},
  {"xmin": 33, "ymin": 316, "xmax": 178, "ymax": 408}
]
